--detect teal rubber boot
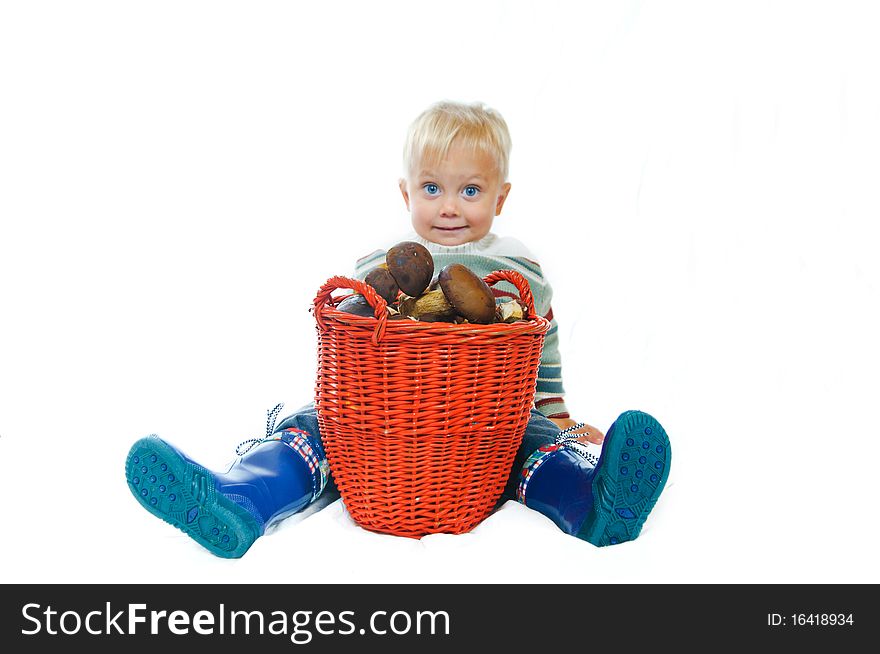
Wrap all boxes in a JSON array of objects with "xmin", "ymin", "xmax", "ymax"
[
  {"xmin": 518, "ymin": 410, "xmax": 671, "ymax": 546},
  {"xmin": 578, "ymin": 410, "xmax": 671, "ymax": 545},
  {"xmin": 124, "ymin": 408, "xmax": 329, "ymax": 558}
]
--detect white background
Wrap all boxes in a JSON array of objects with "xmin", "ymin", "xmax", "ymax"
[{"xmin": 1, "ymin": 1, "xmax": 878, "ymax": 584}]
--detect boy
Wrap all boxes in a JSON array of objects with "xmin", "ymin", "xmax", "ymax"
[{"xmin": 125, "ymin": 101, "xmax": 671, "ymax": 558}]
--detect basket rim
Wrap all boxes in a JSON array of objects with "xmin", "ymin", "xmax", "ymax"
[{"xmin": 318, "ymin": 302, "xmax": 551, "ymax": 337}]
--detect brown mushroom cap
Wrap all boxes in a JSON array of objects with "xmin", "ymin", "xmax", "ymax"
[
  {"xmin": 437, "ymin": 263, "xmax": 496, "ymax": 324},
  {"xmin": 385, "ymin": 241, "xmax": 434, "ymax": 297},
  {"xmin": 336, "ymin": 294, "xmax": 375, "ymax": 317},
  {"xmin": 364, "ymin": 265, "xmax": 400, "ymax": 303}
]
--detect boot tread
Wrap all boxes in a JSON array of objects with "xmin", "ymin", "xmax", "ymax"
[
  {"xmin": 578, "ymin": 411, "xmax": 671, "ymax": 546},
  {"xmin": 125, "ymin": 436, "xmax": 261, "ymax": 559}
]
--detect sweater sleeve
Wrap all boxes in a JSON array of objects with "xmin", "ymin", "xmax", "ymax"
[
  {"xmin": 493, "ymin": 256, "xmax": 570, "ymax": 419},
  {"xmin": 532, "ymin": 307, "xmax": 571, "ymax": 420}
]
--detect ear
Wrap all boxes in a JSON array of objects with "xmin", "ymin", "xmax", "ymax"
[
  {"xmin": 495, "ymin": 182, "xmax": 512, "ymax": 216},
  {"xmin": 399, "ymin": 178, "xmax": 411, "ymax": 211}
]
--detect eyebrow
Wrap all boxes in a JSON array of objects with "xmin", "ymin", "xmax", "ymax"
[{"xmin": 417, "ymin": 171, "xmax": 487, "ymax": 182}]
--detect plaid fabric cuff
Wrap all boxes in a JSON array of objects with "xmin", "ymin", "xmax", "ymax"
[
  {"xmin": 277, "ymin": 428, "xmax": 330, "ymax": 501},
  {"xmin": 516, "ymin": 443, "xmax": 564, "ymax": 503}
]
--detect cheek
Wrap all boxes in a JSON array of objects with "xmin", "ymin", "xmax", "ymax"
[
  {"xmin": 410, "ymin": 201, "xmax": 433, "ymax": 223},
  {"xmin": 468, "ymin": 200, "xmax": 496, "ymax": 222}
]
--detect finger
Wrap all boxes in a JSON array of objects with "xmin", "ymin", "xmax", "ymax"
[{"xmin": 569, "ymin": 424, "xmax": 602, "ymax": 436}]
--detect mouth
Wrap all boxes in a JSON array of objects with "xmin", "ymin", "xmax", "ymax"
[{"xmin": 433, "ymin": 226, "xmax": 467, "ymax": 232}]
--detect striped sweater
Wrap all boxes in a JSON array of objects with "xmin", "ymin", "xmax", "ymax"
[{"xmin": 353, "ymin": 232, "xmax": 570, "ymax": 420}]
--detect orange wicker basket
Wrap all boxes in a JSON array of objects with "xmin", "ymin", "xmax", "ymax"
[{"xmin": 312, "ymin": 270, "xmax": 550, "ymax": 537}]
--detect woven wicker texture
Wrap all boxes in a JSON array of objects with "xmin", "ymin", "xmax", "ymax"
[{"xmin": 313, "ymin": 270, "xmax": 550, "ymax": 537}]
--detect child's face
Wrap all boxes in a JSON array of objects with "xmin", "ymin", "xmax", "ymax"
[{"xmin": 399, "ymin": 142, "xmax": 511, "ymax": 246}]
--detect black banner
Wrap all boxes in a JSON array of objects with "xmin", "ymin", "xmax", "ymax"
[{"xmin": 1, "ymin": 584, "xmax": 872, "ymax": 651}]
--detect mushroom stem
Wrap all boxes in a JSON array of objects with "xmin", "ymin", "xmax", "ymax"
[
  {"xmin": 496, "ymin": 299, "xmax": 525, "ymax": 323},
  {"xmin": 397, "ymin": 289, "xmax": 457, "ymax": 321}
]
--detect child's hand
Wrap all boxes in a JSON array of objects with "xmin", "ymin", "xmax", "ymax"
[{"xmin": 549, "ymin": 417, "xmax": 605, "ymax": 445}]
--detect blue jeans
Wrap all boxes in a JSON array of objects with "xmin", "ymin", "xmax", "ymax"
[{"xmin": 274, "ymin": 404, "xmax": 561, "ymax": 506}]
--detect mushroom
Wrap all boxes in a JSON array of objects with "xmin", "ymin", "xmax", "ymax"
[
  {"xmin": 385, "ymin": 241, "xmax": 434, "ymax": 297},
  {"xmin": 397, "ymin": 289, "xmax": 457, "ymax": 322},
  {"xmin": 495, "ymin": 298, "xmax": 525, "ymax": 323},
  {"xmin": 364, "ymin": 264, "xmax": 400, "ymax": 304},
  {"xmin": 386, "ymin": 305, "xmax": 412, "ymax": 320},
  {"xmin": 437, "ymin": 263, "xmax": 496, "ymax": 324},
  {"xmin": 335, "ymin": 294, "xmax": 375, "ymax": 317}
]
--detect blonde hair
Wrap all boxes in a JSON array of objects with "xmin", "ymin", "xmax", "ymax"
[{"xmin": 403, "ymin": 100, "xmax": 512, "ymax": 182}]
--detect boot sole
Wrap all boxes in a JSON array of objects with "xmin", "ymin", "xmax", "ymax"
[
  {"xmin": 125, "ymin": 436, "xmax": 261, "ymax": 558},
  {"xmin": 578, "ymin": 411, "xmax": 671, "ymax": 546}
]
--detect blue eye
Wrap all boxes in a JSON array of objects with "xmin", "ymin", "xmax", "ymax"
[
  {"xmin": 424, "ymin": 183, "xmax": 439, "ymax": 195},
  {"xmin": 463, "ymin": 186, "xmax": 480, "ymax": 198}
]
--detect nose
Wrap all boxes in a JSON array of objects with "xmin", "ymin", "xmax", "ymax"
[{"xmin": 439, "ymin": 199, "xmax": 460, "ymax": 217}]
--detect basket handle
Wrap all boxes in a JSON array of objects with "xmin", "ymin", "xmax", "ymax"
[
  {"xmin": 483, "ymin": 269, "xmax": 539, "ymax": 320},
  {"xmin": 313, "ymin": 269, "xmax": 538, "ymax": 344},
  {"xmin": 313, "ymin": 276, "xmax": 389, "ymax": 345}
]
